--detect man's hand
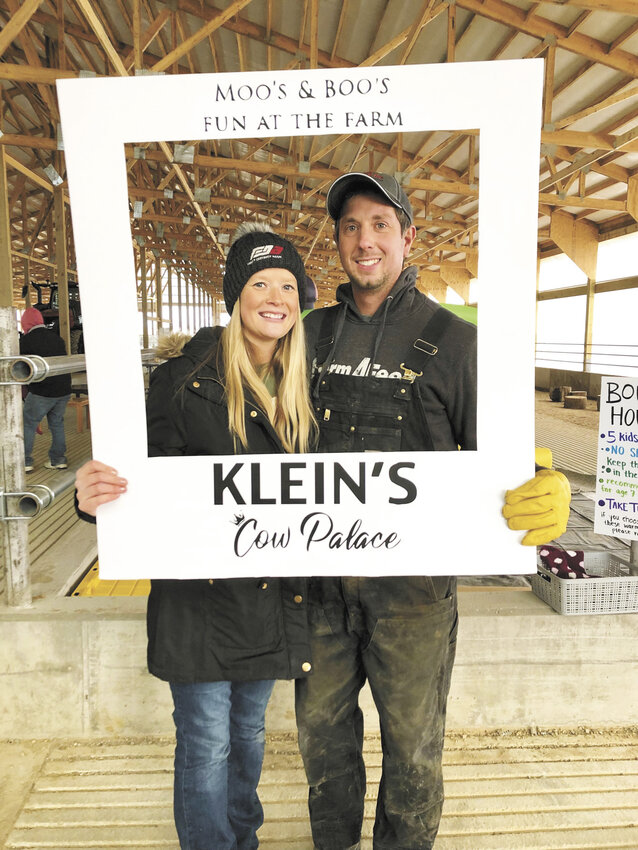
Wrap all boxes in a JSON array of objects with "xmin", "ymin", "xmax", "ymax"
[
  {"xmin": 76, "ymin": 459, "xmax": 127, "ymax": 517},
  {"xmin": 502, "ymin": 468, "xmax": 571, "ymax": 546}
]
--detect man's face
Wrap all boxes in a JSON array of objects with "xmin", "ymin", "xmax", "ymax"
[{"xmin": 336, "ymin": 193, "xmax": 416, "ymax": 299}]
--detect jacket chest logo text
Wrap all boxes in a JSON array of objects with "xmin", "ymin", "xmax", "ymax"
[{"xmin": 313, "ymin": 356, "xmax": 403, "ymax": 380}]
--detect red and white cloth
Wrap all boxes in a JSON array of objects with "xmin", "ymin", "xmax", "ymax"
[{"xmin": 539, "ymin": 546, "xmax": 590, "ymax": 579}]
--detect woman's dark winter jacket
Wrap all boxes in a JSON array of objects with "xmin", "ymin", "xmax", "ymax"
[{"xmin": 80, "ymin": 326, "xmax": 313, "ymax": 684}]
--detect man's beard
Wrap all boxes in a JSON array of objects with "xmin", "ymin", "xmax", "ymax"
[{"xmin": 347, "ymin": 269, "xmax": 392, "ymax": 293}]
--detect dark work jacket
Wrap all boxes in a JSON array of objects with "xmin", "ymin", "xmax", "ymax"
[
  {"xmin": 80, "ymin": 326, "xmax": 312, "ymax": 684},
  {"xmin": 304, "ymin": 266, "xmax": 477, "ymax": 452},
  {"xmin": 20, "ymin": 326, "xmax": 72, "ymax": 398}
]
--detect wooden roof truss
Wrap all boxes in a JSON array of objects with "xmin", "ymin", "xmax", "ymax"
[{"xmin": 0, "ymin": 0, "xmax": 637, "ymax": 308}]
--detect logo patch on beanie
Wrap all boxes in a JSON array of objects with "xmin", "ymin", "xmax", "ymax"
[{"xmin": 248, "ymin": 245, "xmax": 284, "ymax": 264}]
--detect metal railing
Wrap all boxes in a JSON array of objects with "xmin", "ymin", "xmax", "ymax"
[
  {"xmin": 0, "ymin": 339, "xmax": 159, "ymax": 608},
  {"xmin": 536, "ymin": 342, "xmax": 638, "ymax": 375},
  {"xmin": 1, "ymin": 350, "xmax": 158, "ymax": 386},
  {"xmin": 2, "ymin": 468, "xmax": 79, "ymax": 521}
]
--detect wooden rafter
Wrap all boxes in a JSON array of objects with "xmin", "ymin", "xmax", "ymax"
[
  {"xmin": 399, "ymin": 0, "xmax": 438, "ymax": 64},
  {"xmin": 0, "ymin": 0, "xmax": 637, "ymax": 304},
  {"xmin": 362, "ymin": 4, "xmax": 446, "ymax": 67},
  {"xmin": 309, "ymin": 0, "xmax": 319, "ymax": 69},
  {"xmin": 454, "ymin": 0, "xmax": 638, "ymax": 78},
  {"xmin": 152, "ymin": 0, "xmax": 254, "ymax": 73},
  {"xmin": 0, "ymin": 0, "xmax": 44, "ymax": 61},
  {"xmin": 73, "ymin": 0, "xmax": 127, "ymax": 74},
  {"xmin": 122, "ymin": 8, "xmax": 171, "ymax": 71}
]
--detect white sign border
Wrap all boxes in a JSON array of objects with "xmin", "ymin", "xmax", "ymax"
[{"xmin": 57, "ymin": 61, "xmax": 543, "ymax": 579}]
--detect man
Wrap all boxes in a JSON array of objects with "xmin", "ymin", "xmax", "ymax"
[
  {"xmin": 296, "ymin": 172, "xmax": 569, "ymax": 850},
  {"xmin": 20, "ymin": 306, "xmax": 72, "ymax": 472}
]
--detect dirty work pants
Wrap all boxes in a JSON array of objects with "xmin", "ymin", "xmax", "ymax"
[
  {"xmin": 295, "ymin": 576, "xmax": 457, "ymax": 850},
  {"xmin": 170, "ymin": 679, "xmax": 275, "ymax": 850}
]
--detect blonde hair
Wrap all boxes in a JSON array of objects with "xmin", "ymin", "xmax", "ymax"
[{"xmin": 221, "ymin": 304, "xmax": 316, "ymax": 453}]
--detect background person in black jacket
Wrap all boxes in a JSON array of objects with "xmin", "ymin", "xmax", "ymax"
[
  {"xmin": 75, "ymin": 223, "xmax": 316, "ymax": 850},
  {"xmin": 297, "ymin": 172, "xmax": 570, "ymax": 850},
  {"xmin": 19, "ymin": 306, "xmax": 72, "ymax": 472}
]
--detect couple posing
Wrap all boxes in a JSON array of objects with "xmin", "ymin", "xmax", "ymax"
[{"xmin": 76, "ymin": 171, "xmax": 569, "ymax": 850}]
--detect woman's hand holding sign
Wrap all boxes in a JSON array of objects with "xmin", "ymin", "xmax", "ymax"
[{"xmin": 75, "ymin": 459, "xmax": 127, "ymax": 517}]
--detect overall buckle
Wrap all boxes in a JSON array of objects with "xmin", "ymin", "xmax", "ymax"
[
  {"xmin": 400, "ymin": 339, "xmax": 438, "ymax": 383},
  {"xmin": 399, "ymin": 364, "xmax": 423, "ymax": 383},
  {"xmin": 414, "ymin": 338, "xmax": 439, "ymax": 357}
]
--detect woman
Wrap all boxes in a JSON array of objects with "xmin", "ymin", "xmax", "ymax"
[{"xmin": 76, "ymin": 223, "xmax": 316, "ymax": 850}]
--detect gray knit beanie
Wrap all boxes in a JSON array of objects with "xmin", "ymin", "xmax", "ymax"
[{"xmin": 223, "ymin": 223, "xmax": 306, "ymax": 315}]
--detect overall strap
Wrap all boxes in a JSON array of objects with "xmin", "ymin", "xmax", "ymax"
[
  {"xmin": 310, "ymin": 305, "xmax": 348, "ymax": 403},
  {"xmin": 314, "ymin": 306, "xmax": 340, "ymax": 367},
  {"xmin": 400, "ymin": 305, "xmax": 454, "ymax": 383}
]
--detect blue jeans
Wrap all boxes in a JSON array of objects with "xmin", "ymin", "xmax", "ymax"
[
  {"xmin": 170, "ymin": 680, "xmax": 275, "ymax": 850},
  {"xmin": 23, "ymin": 392, "xmax": 70, "ymax": 466}
]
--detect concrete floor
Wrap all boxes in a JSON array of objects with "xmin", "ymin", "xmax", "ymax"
[
  {"xmin": 2, "ymin": 729, "xmax": 638, "ymax": 849},
  {"xmin": 1, "ymin": 390, "xmax": 637, "ymax": 847}
]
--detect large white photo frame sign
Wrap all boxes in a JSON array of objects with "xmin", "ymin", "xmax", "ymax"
[{"xmin": 57, "ymin": 60, "xmax": 542, "ymax": 579}]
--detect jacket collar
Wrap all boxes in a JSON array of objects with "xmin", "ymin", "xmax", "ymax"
[{"xmin": 180, "ymin": 326, "xmax": 225, "ymax": 380}]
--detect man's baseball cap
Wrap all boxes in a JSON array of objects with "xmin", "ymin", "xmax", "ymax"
[{"xmin": 326, "ymin": 172, "xmax": 414, "ymax": 224}]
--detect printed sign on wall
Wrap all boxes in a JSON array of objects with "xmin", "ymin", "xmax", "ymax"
[{"xmin": 595, "ymin": 377, "xmax": 638, "ymax": 539}]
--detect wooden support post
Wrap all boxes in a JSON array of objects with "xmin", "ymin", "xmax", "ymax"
[
  {"xmin": 177, "ymin": 271, "xmax": 183, "ymax": 331},
  {"xmin": 0, "ymin": 147, "xmax": 31, "ymax": 607},
  {"xmin": 185, "ymin": 272, "xmax": 190, "ymax": 333},
  {"xmin": 192, "ymin": 276, "xmax": 197, "ymax": 332},
  {"xmin": 167, "ymin": 264, "xmax": 173, "ymax": 330},
  {"xmin": 139, "ymin": 246, "xmax": 148, "ymax": 348},
  {"xmin": 628, "ymin": 174, "xmax": 638, "ymax": 223},
  {"xmin": 54, "ymin": 185, "xmax": 70, "ymax": 353},
  {"xmin": 543, "ymin": 43, "xmax": 556, "ymax": 128},
  {"xmin": 56, "ymin": 0, "xmax": 67, "ymax": 71},
  {"xmin": 535, "ymin": 253, "xmax": 541, "ymax": 343},
  {"xmin": 0, "ymin": 154, "xmax": 13, "ymax": 301},
  {"xmin": 447, "ymin": 0, "xmax": 456, "ymax": 63},
  {"xmin": 23, "ymin": 256, "xmax": 31, "ymax": 305},
  {"xmin": 583, "ymin": 276, "xmax": 595, "ymax": 372},
  {"xmin": 132, "ymin": 0, "xmax": 143, "ymax": 71},
  {"xmin": 155, "ymin": 257, "xmax": 163, "ymax": 335}
]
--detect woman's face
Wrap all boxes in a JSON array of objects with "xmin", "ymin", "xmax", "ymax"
[{"xmin": 239, "ymin": 267, "xmax": 299, "ymax": 361}]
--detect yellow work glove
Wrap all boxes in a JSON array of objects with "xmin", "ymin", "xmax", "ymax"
[
  {"xmin": 502, "ymin": 468, "xmax": 571, "ymax": 546},
  {"xmin": 534, "ymin": 447, "xmax": 553, "ymax": 469}
]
